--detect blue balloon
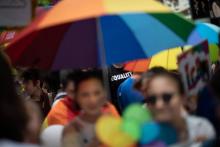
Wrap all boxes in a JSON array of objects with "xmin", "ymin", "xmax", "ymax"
[
  {"xmin": 140, "ymin": 122, "xmax": 160, "ymax": 144},
  {"xmin": 158, "ymin": 123, "xmax": 178, "ymax": 145}
]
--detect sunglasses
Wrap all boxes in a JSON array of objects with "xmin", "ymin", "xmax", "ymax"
[{"xmin": 144, "ymin": 92, "xmax": 176, "ymax": 105}]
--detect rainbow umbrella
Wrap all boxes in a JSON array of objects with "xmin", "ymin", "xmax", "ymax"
[
  {"xmin": 125, "ymin": 23, "xmax": 220, "ymax": 73},
  {"xmin": 5, "ymin": 0, "xmax": 195, "ymax": 70},
  {"xmin": 125, "ymin": 47, "xmax": 183, "ymax": 72},
  {"xmin": 188, "ymin": 23, "xmax": 220, "ymax": 62}
]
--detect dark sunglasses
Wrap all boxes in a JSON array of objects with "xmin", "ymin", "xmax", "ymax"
[{"xmin": 144, "ymin": 93, "xmax": 176, "ymax": 105}]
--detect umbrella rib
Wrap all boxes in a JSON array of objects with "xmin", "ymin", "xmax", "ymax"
[
  {"xmin": 96, "ymin": 17, "xmax": 111, "ymax": 100},
  {"xmin": 96, "ymin": 18, "xmax": 107, "ymax": 67}
]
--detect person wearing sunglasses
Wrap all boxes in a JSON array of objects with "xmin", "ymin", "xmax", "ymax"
[{"xmin": 136, "ymin": 67, "xmax": 216, "ymax": 146}]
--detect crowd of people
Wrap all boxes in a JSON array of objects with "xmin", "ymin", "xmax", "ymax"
[{"xmin": 1, "ymin": 50, "xmax": 220, "ymax": 147}]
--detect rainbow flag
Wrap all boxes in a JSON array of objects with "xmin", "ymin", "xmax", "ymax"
[{"xmin": 43, "ymin": 96, "xmax": 119, "ymax": 129}]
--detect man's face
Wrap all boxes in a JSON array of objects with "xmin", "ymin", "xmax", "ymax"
[
  {"xmin": 23, "ymin": 80, "xmax": 37, "ymax": 95},
  {"xmin": 76, "ymin": 78, "xmax": 106, "ymax": 115}
]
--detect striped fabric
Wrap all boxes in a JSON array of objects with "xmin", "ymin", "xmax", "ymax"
[{"xmin": 43, "ymin": 96, "xmax": 119, "ymax": 129}]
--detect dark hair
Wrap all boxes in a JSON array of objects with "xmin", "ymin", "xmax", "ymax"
[
  {"xmin": 72, "ymin": 69, "xmax": 104, "ymax": 110},
  {"xmin": 62, "ymin": 72, "xmax": 75, "ymax": 90},
  {"xmin": 0, "ymin": 52, "xmax": 28, "ymax": 142},
  {"xmin": 43, "ymin": 71, "xmax": 60, "ymax": 93},
  {"xmin": 136, "ymin": 67, "xmax": 185, "ymax": 95},
  {"xmin": 74, "ymin": 69, "xmax": 104, "ymax": 92},
  {"xmin": 134, "ymin": 67, "xmax": 167, "ymax": 90},
  {"xmin": 21, "ymin": 68, "xmax": 41, "ymax": 86}
]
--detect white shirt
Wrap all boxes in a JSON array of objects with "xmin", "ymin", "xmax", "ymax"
[
  {"xmin": 171, "ymin": 115, "xmax": 216, "ymax": 147},
  {"xmin": 75, "ymin": 117, "xmax": 95, "ymax": 145}
]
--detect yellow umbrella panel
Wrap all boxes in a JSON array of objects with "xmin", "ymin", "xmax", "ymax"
[{"xmin": 125, "ymin": 47, "xmax": 183, "ymax": 72}]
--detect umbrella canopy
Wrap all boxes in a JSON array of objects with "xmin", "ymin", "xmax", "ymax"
[
  {"xmin": 125, "ymin": 22, "xmax": 220, "ymax": 73},
  {"xmin": 187, "ymin": 23, "xmax": 220, "ymax": 62},
  {"xmin": 124, "ymin": 47, "xmax": 183, "ymax": 72},
  {"xmin": 5, "ymin": 0, "xmax": 195, "ymax": 70},
  {"xmin": 0, "ymin": 6, "xmax": 51, "ymax": 48}
]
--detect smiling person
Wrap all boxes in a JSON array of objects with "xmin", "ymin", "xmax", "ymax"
[
  {"xmin": 136, "ymin": 67, "xmax": 216, "ymax": 146},
  {"xmin": 62, "ymin": 70, "xmax": 118, "ymax": 147}
]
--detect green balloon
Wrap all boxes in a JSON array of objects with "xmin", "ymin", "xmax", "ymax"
[
  {"xmin": 122, "ymin": 120, "xmax": 141, "ymax": 141},
  {"xmin": 209, "ymin": 44, "xmax": 219, "ymax": 62},
  {"xmin": 123, "ymin": 104, "xmax": 152, "ymax": 125}
]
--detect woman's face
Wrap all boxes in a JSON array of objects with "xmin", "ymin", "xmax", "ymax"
[
  {"xmin": 143, "ymin": 76, "xmax": 183, "ymax": 123},
  {"xmin": 76, "ymin": 78, "xmax": 106, "ymax": 115}
]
